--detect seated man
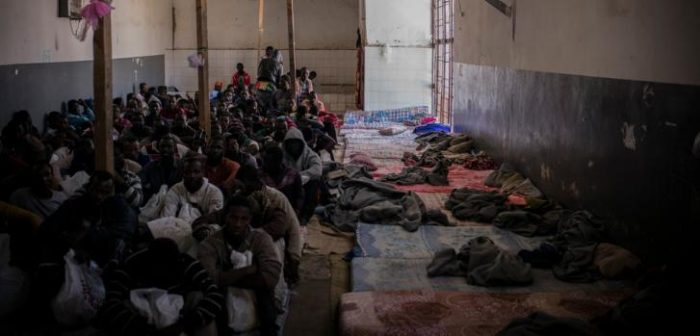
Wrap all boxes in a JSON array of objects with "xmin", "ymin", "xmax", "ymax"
[
  {"xmin": 114, "ymin": 147, "xmax": 144, "ymax": 208},
  {"xmin": 161, "ymin": 153, "xmax": 224, "ymax": 219},
  {"xmin": 224, "ymin": 133, "xmax": 257, "ymax": 169},
  {"xmin": 260, "ymin": 144, "xmax": 303, "ymax": 215},
  {"xmin": 197, "ymin": 196, "xmax": 282, "ymax": 336},
  {"xmin": 9, "ymin": 163, "xmax": 68, "ymax": 220},
  {"xmin": 98, "ymin": 238, "xmax": 223, "ymax": 335},
  {"xmin": 193, "ymin": 165, "xmax": 301, "ymax": 286},
  {"xmin": 36, "ymin": 171, "xmax": 137, "ymax": 301},
  {"xmin": 282, "ymin": 128, "xmax": 322, "ymax": 225},
  {"xmin": 139, "ymin": 136, "xmax": 183, "ymax": 201},
  {"xmin": 204, "ymin": 135, "xmax": 240, "ymax": 194}
]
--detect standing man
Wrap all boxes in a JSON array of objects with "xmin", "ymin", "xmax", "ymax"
[{"xmin": 231, "ymin": 63, "xmax": 252, "ymax": 91}]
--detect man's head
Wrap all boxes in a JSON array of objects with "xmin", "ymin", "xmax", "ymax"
[
  {"xmin": 173, "ymin": 114, "xmax": 187, "ymax": 129},
  {"xmin": 236, "ymin": 63, "xmax": 244, "ymax": 73},
  {"xmin": 300, "ymin": 67, "xmax": 310, "ymax": 81},
  {"xmin": 218, "ymin": 113, "xmax": 231, "ymax": 130},
  {"xmin": 87, "ymin": 171, "xmax": 115, "ymax": 205},
  {"xmin": 158, "ymin": 136, "xmax": 176, "ymax": 159},
  {"xmin": 284, "ymin": 139, "xmax": 304, "ymax": 160},
  {"xmin": 47, "ymin": 111, "xmax": 68, "ymax": 130},
  {"xmin": 157, "ymin": 86, "xmax": 168, "ymax": 96},
  {"xmin": 235, "ymin": 164, "xmax": 263, "ymax": 196},
  {"xmin": 214, "ymin": 81, "xmax": 224, "ymax": 91},
  {"xmin": 67, "ymin": 100, "xmax": 83, "ymax": 115},
  {"xmin": 225, "ymin": 135, "xmax": 240, "ymax": 157},
  {"xmin": 265, "ymin": 46, "xmax": 274, "ymax": 58},
  {"xmin": 30, "ymin": 162, "xmax": 54, "ymax": 193},
  {"xmin": 183, "ymin": 153, "xmax": 206, "ymax": 193},
  {"xmin": 139, "ymin": 82, "xmax": 148, "ymax": 93},
  {"xmin": 119, "ymin": 136, "xmax": 140, "ymax": 161},
  {"xmin": 223, "ymin": 195, "xmax": 253, "ymax": 238},
  {"xmin": 223, "ymin": 90, "xmax": 234, "ymax": 102},
  {"xmin": 262, "ymin": 144, "xmax": 284, "ymax": 175},
  {"xmin": 207, "ymin": 135, "xmax": 225, "ymax": 163}
]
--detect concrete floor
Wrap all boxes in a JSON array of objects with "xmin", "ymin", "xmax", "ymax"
[{"xmin": 284, "ymin": 255, "xmax": 336, "ymax": 336}]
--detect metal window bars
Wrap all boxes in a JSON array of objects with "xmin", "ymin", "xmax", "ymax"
[{"xmin": 432, "ymin": 0, "xmax": 454, "ymax": 125}]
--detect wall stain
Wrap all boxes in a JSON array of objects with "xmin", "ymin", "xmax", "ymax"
[
  {"xmin": 621, "ymin": 122, "xmax": 636, "ymax": 151},
  {"xmin": 540, "ymin": 163, "xmax": 552, "ymax": 181}
]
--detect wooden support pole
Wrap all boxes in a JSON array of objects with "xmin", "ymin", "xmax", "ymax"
[
  {"xmin": 196, "ymin": 0, "xmax": 211, "ymax": 137},
  {"xmin": 257, "ymin": 0, "xmax": 265, "ymax": 61},
  {"xmin": 287, "ymin": 0, "xmax": 297, "ymax": 97},
  {"xmin": 94, "ymin": 11, "xmax": 113, "ymax": 174}
]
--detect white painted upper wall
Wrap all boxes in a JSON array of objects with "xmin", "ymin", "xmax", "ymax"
[
  {"xmin": 455, "ymin": 0, "xmax": 700, "ymax": 85},
  {"xmin": 173, "ymin": 0, "xmax": 358, "ymax": 50},
  {"xmin": 364, "ymin": 0, "xmax": 431, "ymax": 46},
  {"xmin": 362, "ymin": 0, "xmax": 433, "ymax": 112},
  {"xmin": 0, "ymin": 0, "xmax": 173, "ymax": 65}
]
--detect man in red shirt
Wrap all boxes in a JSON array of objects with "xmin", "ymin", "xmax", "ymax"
[
  {"xmin": 205, "ymin": 135, "xmax": 240, "ymax": 194},
  {"xmin": 231, "ymin": 62, "xmax": 252, "ymax": 91}
]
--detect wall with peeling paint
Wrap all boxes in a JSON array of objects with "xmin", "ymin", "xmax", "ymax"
[
  {"xmin": 454, "ymin": 0, "xmax": 700, "ymax": 85},
  {"xmin": 453, "ymin": 0, "xmax": 700, "ymax": 262},
  {"xmin": 0, "ymin": 0, "xmax": 173, "ymax": 127},
  {"xmin": 0, "ymin": 0, "xmax": 173, "ymax": 65},
  {"xmin": 453, "ymin": 59, "xmax": 700, "ymax": 264}
]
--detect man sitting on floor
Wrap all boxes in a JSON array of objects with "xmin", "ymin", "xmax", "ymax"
[
  {"xmin": 97, "ymin": 238, "xmax": 224, "ymax": 336},
  {"xmin": 140, "ymin": 136, "xmax": 183, "ymax": 201},
  {"xmin": 161, "ymin": 152, "xmax": 224, "ymax": 219},
  {"xmin": 282, "ymin": 128, "xmax": 322, "ymax": 226},
  {"xmin": 197, "ymin": 196, "xmax": 282, "ymax": 336},
  {"xmin": 204, "ymin": 135, "xmax": 240, "ymax": 195}
]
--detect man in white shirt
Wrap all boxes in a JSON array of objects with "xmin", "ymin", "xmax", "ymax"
[{"xmin": 161, "ymin": 153, "xmax": 224, "ymax": 220}]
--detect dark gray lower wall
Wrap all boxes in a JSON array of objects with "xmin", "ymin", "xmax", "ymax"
[
  {"xmin": 0, "ymin": 55, "xmax": 165, "ymax": 128},
  {"xmin": 453, "ymin": 62, "xmax": 700, "ymax": 262}
]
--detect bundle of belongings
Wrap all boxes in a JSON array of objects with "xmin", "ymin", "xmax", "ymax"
[
  {"xmin": 380, "ymin": 159, "xmax": 449, "ymax": 186},
  {"xmin": 485, "ymin": 163, "xmax": 544, "ymax": 198},
  {"xmin": 462, "ymin": 151, "xmax": 497, "ymax": 170},
  {"xmin": 318, "ymin": 177, "xmax": 450, "ymax": 232},
  {"xmin": 444, "ymin": 186, "xmax": 642, "ymax": 283},
  {"xmin": 378, "ymin": 125, "xmax": 407, "ymax": 136},
  {"xmin": 427, "ymin": 236, "xmax": 533, "ymax": 286},
  {"xmin": 518, "ymin": 211, "xmax": 642, "ymax": 283}
]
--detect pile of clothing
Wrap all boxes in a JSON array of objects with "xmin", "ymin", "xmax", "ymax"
[
  {"xmin": 380, "ymin": 159, "xmax": 449, "ymax": 186},
  {"xmin": 518, "ymin": 210, "xmax": 641, "ymax": 283},
  {"xmin": 462, "ymin": 151, "xmax": 497, "ymax": 170},
  {"xmin": 319, "ymin": 178, "xmax": 450, "ymax": 232},
  {"xmin": 485, "ymin": 163, "xmax": 544, "ymax": 198},
  {"xmin": 427, "ymin": 236, "xmax": 533, "ymax": 287}
]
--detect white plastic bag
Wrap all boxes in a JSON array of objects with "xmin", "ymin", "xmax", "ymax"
[
  {"xmin": 130, "ymin": 288, "xmax": 184, "ymax": 330},
  {"xmin": 177, "ymin": 202, "xmax": 202, "ymax": 225},
  {"xmin": 139, "ymin": 185, "xmax": 168, "ymax": 223},
  {"xmin": 146, "ymin": 217, "xmax": 195, "ymax": 252},
  {"xmin": 60, "ymin": 171, "xmax": 90, "ymax": 197},
  {"xmin": 226, "ymin": 288, "xmax": 259, "ymax": 332},
  {"xmin": 51, "ymin": 250, "xmax": 105, "ymax": 326},
  {"xmin": 226, "ymin": 249, "xmax": 258, "ymax": 332}
]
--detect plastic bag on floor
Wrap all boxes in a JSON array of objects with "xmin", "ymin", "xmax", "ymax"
[
  {"xmin": 226, "ymin": 287, "xmax": 259, "ymax": 333},
  {"xmin": 177, "ymin": 202, "xmax": 203, "ymax": 224},
  {"xmin": 51, "ymin": 250, "xmax": 105, "ymax": 326},
  {"xmin": 139, "ymin": 185, "xmax": 168, "ymax": 223},
  {"xmin": 130, "ymin": 288, "xmax": 184, "ymax": 330},
  {"xmin": 60, "ymin": 171, "xmax": 90, "ymax": 197},
  {"xmin": 226, "ymin": 249, "xmax": 258, "ymax": 332},
  {"xmin": 146, "ymin": 217, "xmax": 195, "ymax": 253}
]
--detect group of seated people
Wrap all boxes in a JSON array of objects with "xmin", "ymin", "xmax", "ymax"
[{"xmin": 0, "ymin": 46, "xmax": 341, "ymax": 335}]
